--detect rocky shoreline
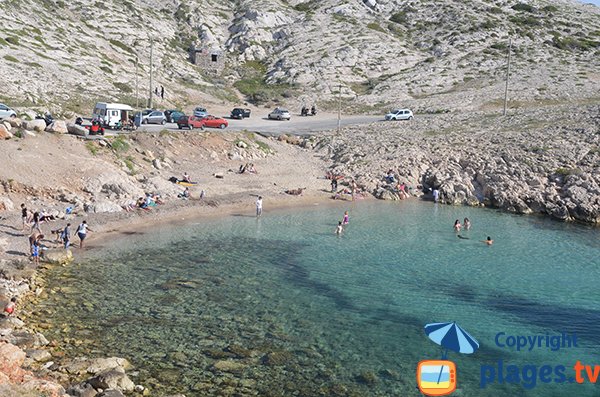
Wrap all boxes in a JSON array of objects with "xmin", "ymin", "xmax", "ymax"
[{"xmin": 316, "ymin": 104, "xmax": 600, "ymax": 224}]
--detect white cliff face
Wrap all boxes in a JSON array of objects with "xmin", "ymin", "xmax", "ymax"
[{"xmin": 0, "ymin": 0, "xmax": 598, "ymax": 111}]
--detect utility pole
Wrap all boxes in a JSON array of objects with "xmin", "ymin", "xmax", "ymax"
[
  {"xmin": 337, "ymin": 82, "xmax": 342, "ymax": 133},
  {"xmin": 135, "ymin": 56, "xmax": 139, "ymax": 109},
  {"xmin": 148, "ymin": 38, "xmax": 153, "ymax": 109},
  {"xmin": 503, "ymin": 37, "xmax": 512, "ymax": 116}
]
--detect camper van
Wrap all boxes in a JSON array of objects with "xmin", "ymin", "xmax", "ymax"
[{"xmin": 92, "ymin": 102, "xmax": 133, "ymax": 128}]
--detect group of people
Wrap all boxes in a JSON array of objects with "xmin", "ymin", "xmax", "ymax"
[
  {"xmin": 454, "ymin": 218, "xmax": 493, "ymax": 245},
  {"xmin": 335, "ymin": 211, "xmax": 350, "ymax": 235},
  {"xmin": 239, "ymin": 163, "xmax": 258, "ymax": 174},
  {"xmin": 300, "ymin": 105, "xmax": 317, "ymax": 116},
  {"xmin": 137, "ymin": 193, "xmax": 163, "ymax": 210}
]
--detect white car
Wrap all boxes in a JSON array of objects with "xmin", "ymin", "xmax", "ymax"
[
  {"xmin": 142, "ymin": 111, "xmax": 167, "ymax": 125},
  {"xmin": 0, "ymin": 103, "xmax": 17, "ymax": 119},
  {"xmin": 268, "ymin": 108, "xmax": 291, "ymax": 121},
  {"xmin": 385, "ymin": 109, "xmax": 413, "ymax": 121}
]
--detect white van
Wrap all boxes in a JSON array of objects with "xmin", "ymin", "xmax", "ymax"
[{"xmin": 92, "ymin": 102, "xmax": 133, "ymax": 127}]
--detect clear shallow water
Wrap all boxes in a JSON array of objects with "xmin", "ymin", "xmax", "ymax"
[{"xmin": 31, "ymin": 201, "xmax": 600, "ymax": 396}]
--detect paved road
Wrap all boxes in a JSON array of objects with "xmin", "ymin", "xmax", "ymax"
[{"xmin": 133, "ymin": 112, "xmax": 383, "ymax": 137}]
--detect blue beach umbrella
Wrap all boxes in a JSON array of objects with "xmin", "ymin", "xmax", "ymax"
[
  {"xmin": 424, "ymin": 321, "xmax": 479, "ymax": 356},
  {"xmin": 424, "ymin": 322, "xmax": 480, "ymax": 385}
]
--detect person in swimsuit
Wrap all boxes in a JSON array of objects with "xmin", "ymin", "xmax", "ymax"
[
  {"xmin": 183, "ymin": 172, "xmax": 191, "ymax": 183},
  {"xmin": 342, "ymin": 211, "xmax": 349, "ymax": 225},
  {"xmin": 482, "ymin": 236, "xmax": 493, "ymax": 246},
  {"xmin": 463, "ymin": 218, "xmax": 471, "ymax": 230},
  {"xmin": 335, "ymin": 221, "xmax": 343, "ymax": 235},
  {"xmin": 3, "ymin": 297, "xmax": 16, "ymax": 316},
  {"xmin": 454, "ymin": 219, "xmax": 461, "ymax": 232},
  {"xmin": 76, "ymin": 220, "xmax": 93, "ymax": 249},
  {"xmin": 256, "ymin": 196, "xmax": 263, "ymax": 217},
  {"xmin": 31, "ymin": 240, "xmax": 40, "ymax": 265}
]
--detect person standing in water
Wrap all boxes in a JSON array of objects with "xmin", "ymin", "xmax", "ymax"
[
  {"xmin": 256, "ymin": 196, "xmax": 263, "ymax": 217},
  {"xmin": 342, "ymin": 211, "xmax": 349, "ymax": 225},
  {"xmin": 335, "ymin": 221, "xmax": 343, "ymax": 235},
  {"xmin": 463, "ymin": 218, "xmax": 471, "ymax": 230},
  {"xmin": 453, "ymin": 220, "xmax": 461, "ymax": 232},
  {"xmin": 76, "ymin": 220, "xmax": 92, "ymax": 249}
]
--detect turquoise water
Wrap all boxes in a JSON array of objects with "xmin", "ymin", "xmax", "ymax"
[{"xmin": 32, "ymin": 201, "xmax": 600, "ymax": 396}]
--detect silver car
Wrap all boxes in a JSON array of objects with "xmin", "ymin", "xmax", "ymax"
[
  {"xmin": 385, "ymin": 108, "xmax": 413, "ymax": 121},
  {"xmin": 142, "ymin": 111, "xmax": 167, "ymax": 125},
  {"xmin": 268, "ymin": 107, "xmax": 291, "ymax": 121},
  {"xmin": 0, "ymin": 103, "xmax": 17, "ymax": 119}
]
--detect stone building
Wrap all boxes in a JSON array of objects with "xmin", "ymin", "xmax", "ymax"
[{"xmin": 190, "ymin": 44, "xmax": 225, "ymax": 73}]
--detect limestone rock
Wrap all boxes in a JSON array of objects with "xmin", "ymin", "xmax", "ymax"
[
  {"xmin": 67, "ymin": 123, "xmax": 89, "ymax": 136},
  {"xmin": 86, "ymin": 357, "xmax": 132, "ymax": 374},
  {"xmin": 23, "ymin": 119, "xmax": 46, "ymax": 132},
  {"xmin": 7, "ymin": 118, "xmax": 21, "ymax": 128},
  {"xmin": 66, "ymin": 382, "xmax": 98, "ymax": 397},
  {"xmin": 87, "ymin": 368, "xmax": 135, "ymax": 392},
  {"xmin": 45, "ymin": 120, "xmax": 68, "ymax": 134},
  {"xmin": 97, "ymin": 389, "xmax": 125, "ymax": 397},
  {"xmin": 212, "ymin": 360, "xmax": 247, "ymax": 373},
  {"xmin": 43, "ymin": 249, "xmax": 74, "ymax": 265},
  {"xmin": 0, "ymin": 197, "xmax": 14, "ymax": 211},
  {"xmin": 85, "ymin": 200, "xmax": 123, "ymax": 213},
  {"xmin": 25, "ymin": 349, "xmax": 52, "ymax": 362},
  {"xmin": 152, "ymin": 158, "xmax": 162, "ymax": 170},
  {"xmin": 0, "ymin": 124, "xmax": 13, "ymax": 139},
  {"xmin": 0, "ymin": 343, "xmax": 27, "ymax": 381}
]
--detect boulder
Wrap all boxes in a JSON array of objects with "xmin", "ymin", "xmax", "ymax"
[
  {"xmin": 152, "ymin": 158, "xmax": 162, "ymax": 170},
  {"xmin": 43, "ymin": 249, "xmax": 74, "ymax": 265},
  {"xmin": 0, "ymin": 343, "xmax": 27, "ymax": 381},
  {"xmin": 0, "ymin": 124, "xmax": 12, "ymax": 139},
  {"xmin": 0, "ymin": 197, "xmax": 14, "ymax": 211},
  {"xmin": 7, "ymin": 118, "xmax": 22, "ymax": 128},
  {"xmin": 66, "ymin": 382, "xmax": 98, "ymax": 397},
  {"xmin": 45, "ymin": 120, "xmax": 68, "ymax": 134},
  {"xmin": 25, "ymin": 349, "xmax": 52, "ymax": 362},
  {"xmin": 21, "ymin": 377, "xmax": 67, "ymax": 397},
  {"xmin": 87, "ymin": 368, "xmax": 135, "ymax": 392},
  {"xmin": 67, "ymin": 123, "xmax": 89, "ymax": 137},
  {"xmin": 212, "ymin": 360, "xmax": 247, "ymax": 373},
  {"xmin": 23, "ymin": 119, "xmax": 46, "ymax": 132},
  {"xmin": 85, "ymin": 200, "xmax": 123, "ymax": 213},
  {"xmin": 86, "ymin": 357, "xmax": 131, "ymax": 374}
]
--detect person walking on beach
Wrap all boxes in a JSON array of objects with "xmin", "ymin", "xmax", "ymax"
[
  {"xmin": 3, "ymin": 297, "xmax": 16, "ymax": 317},
  {"xmin": 76, "ymin": 220, "xmax": 92, "ymax": 249},
  {"xmin": 256, "ymin": 196, "xmax": 263, "ymax": 217},
  {"xmin": 453, "ymin": 220, "xmax": 462, "ymax": 233},
  {"xmin": 342, "ymin": 211, "xmax": 349, "ymax": 225},
  {"xmin": 20, "ymin": 203, "xmax": 29, "ymax": 231},
  {"xmin": 331, "ymin": 178, "xmax": 338, "ymax": 193},
  {"xmin": 31, "ymin": 211, "xmax": 42, "ymax": 234},
  {"xmin": 61, "ymin": 223, "xmax": 71, "ymax": 249},
  {"xmin": 463, "ymin": 218, "xmax": 471, "ymax": 230},
  {"xmin": 335, "ymin": 221, "xmax": 344, "ymax": 235}
]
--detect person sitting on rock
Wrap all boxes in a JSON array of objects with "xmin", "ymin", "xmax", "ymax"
[
  {"xmin": 247, "ymin": 163, "xmax": 257, "ymax": 174},
  {"xmin": 3, "ymin": 297, "xmax": 16, "ymax": 317},
  {"xmin": 137, "ymin": 197, "xmax": 149, "ymax": 210},
  {"xmin": 385, "ymin": 169, "xmax": 396, "ymax": 184},
  {"xmin": 183, "ymin": 172, "xmax": 191, "ymax": 183},
  {"xmin": 178, "ymin": 187, "xmax": 190, "ymax": 199}
]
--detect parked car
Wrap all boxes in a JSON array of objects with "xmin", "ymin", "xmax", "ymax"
[
  {"xmin": 0, "ymin": 103, "xmax": 17, "ymax": 119},
  {"xmin": 177, "ymin": 115, "xmax": 205, "ymax": 130},
  {"xmin": 201, "ymin": 115, "xmax": 228, "ymax": 129},
  {"xmin": 142, "ymin": 111, "xmax": 167, "ymax": 124},
  {"xmin": 230, "ymin": 108, "xmax": 251, "ymax": 119},
  {"xmin": 193, "ymin": 107, "xmax": 208, "ymax": 118},
  {"xmin": 385, "ymin": 108, "xmax": 413, "ymax": 121},
  {"xmin": 268, "ymin": 108, "xmax": 291, "ymax": 121},
  {"xmin": 166, "ymin": 110, "xmax": 185, "ymax": 123}
]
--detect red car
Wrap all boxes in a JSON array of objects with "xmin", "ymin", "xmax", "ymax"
[
  {"xmin": 201, "ymin": 115, "xmax": 228, "ymax": 129},
  {"xmin": 177, "ymin": 116, "xmax": 205, "ymax": 130}
]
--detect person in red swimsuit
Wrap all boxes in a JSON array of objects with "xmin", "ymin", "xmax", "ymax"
[{"xmin": 3, "ymin": 297, "xmax": 16, "ymax": 316}]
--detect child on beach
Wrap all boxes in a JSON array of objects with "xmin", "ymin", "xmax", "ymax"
[
  {"xmin": 76, "ymin": 220, "xmax": 92, "ymax": 249},
  {"xmin": 453, "ymin": 220, "xmax": 462, "ymax": 232},
  {"xmin": 31, "ymin": 240, "xmax": 40, "ymax": 264},
  {"xmin": 256, "ymin": 196, "xmax": 263, "ymax": 217},
  {"xmin": 3, "ymin": 297, "xmax": 16, "ymax": 317},
  {"xmin": 343, "ymin": 211, "xmax": 349, "ymax": 225},
  {"xmin": 335, "ymin": 221, "xmax": 343, "ymax": 235}
]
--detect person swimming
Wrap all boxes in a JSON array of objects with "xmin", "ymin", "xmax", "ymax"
[
  {"xmin": 482, "ymin": 236, "xmax": 493, "ymax": 246},
  {"xmin": 454, "ymin": 219, "xmax": 461, "ymax": 232},
  {"xmin": 342, "ymin": 211, "xmax": 349, "ymax": 225},
  {"xmin": 464, "ymin": 217, "xmax": 471, "ymax": 230},
  {"xmin": 335, "ymin": 221, "xmax": 343, "ymax": 235}
]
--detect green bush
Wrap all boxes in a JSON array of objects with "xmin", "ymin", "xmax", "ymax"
[
  {"xmin": 542, "ymin": 5, "xmax": 558, "ymax": 13},
  {"xmin": 109, "ymin": 39, "xmax": 133, "ymax": 54},
  {"xmin": 99, "ymin": 66, "xmax": 113, "ymax": 74},
  {"xmin": 111, "ymin": 136, "xmax": 130, "ymax": 153},
  {"xmin": 512, "ymin": 3, "xmax": 534, "ymax": 12},
  {"xmin": 510, "ymin": 15, "xmax": 540, "ymax": 27},
  {"xmin": 4, "ymin": 55, "xmax": 18, "ymax": 62},
  {"xmin": 489, "ymin": 6, "xmax": 503, "ymax": 14},
  {"xmin": 114, "ymin": 81, "xmax": 133, "ymax": 93},
  {"xmin": 367, "ymin": 22, "xmax": 385, "ymax": 33},
  {"xmin": 390, "ymin": 11, "xmax": 408, "ymax": 24},
  {"xmin": 5, "ymin": 36, "xmax": 19, "ymax": 45}
]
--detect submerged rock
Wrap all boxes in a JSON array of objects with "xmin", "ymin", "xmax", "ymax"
[
  {"xmin": 43, "ymin": 249, "xmax": 74, "ymax": 265},
  {"xmin": 212, "ymin": 360, "xmax": 247, "ymax": 373}
]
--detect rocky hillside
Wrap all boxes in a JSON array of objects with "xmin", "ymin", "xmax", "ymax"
[
  {"xmin": 317, "ymin": 103, "xmax": 600, "ymax": 223},
  {"xmin": 0, "ymin": 0, "xmax": 598, "ymax": 115}
]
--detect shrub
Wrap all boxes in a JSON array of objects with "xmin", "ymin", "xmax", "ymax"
[
  {"xmin": 367, "ymin": 22, "xmax": 385, "ymax": 33},
  {"xmin": 109, "ymin": 38, "xmax": 133, "ymax": 54},
  {"xmin": 86, "ymin": 141, "xmax": 99, "ymax": 155},
  {"xmin": 4, "ymin": 55, "xmax": 18, "ymax": 62},
  {"xmin": 111, "ymin": 136, "xmax": 130, "ymax": 152},
  {"xmin": 6, "ymin": 36, "xmax": 19, "ymax": 45},
  {"xmin": 512, "ymin": 3, "xmax": 534, "ymax": 12},
  {"xmin": 542, "ymin": 5, "xmax": 558, "ymax": 13},
  {"xmin": 114, "ymin": 81, "xmax": 133, "ymax": 93},
  {"xmin": 390, "ymin": 11, "xmax": 408, "ymax": 24},
  {"xmin": 489, "ymin": 6, "xmax": 503, "ymax": 14},
  {"xmin": 99, "ymin": 66, "xmax": 113, "ymax": 74}
]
